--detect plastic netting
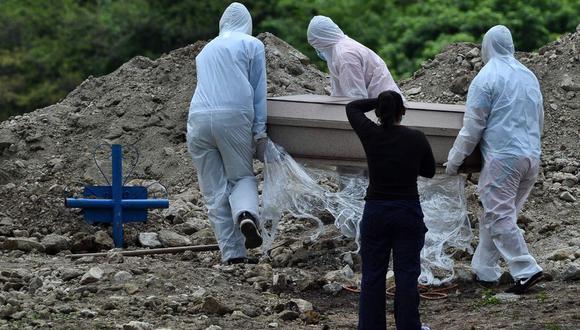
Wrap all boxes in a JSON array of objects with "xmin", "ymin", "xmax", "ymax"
[{"xmin": 260, "ymin": 141, "xmax": 472, "ymax": 285}]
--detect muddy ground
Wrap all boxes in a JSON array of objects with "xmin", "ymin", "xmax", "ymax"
[{"xmin": 1, "ymin": 25, "xmax": 579, "ymax": 329}]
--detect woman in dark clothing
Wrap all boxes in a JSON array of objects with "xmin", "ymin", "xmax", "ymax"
[{"xmin": 346, "ymin": 91, "xmax": 435, "ymax": 330}]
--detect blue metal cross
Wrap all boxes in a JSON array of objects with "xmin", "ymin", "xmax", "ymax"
[{"xmin": 65, "ymin": 144, "xmax": 169, "ymax": 248}]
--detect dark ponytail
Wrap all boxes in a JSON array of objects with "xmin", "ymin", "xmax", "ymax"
[{"xmin": 376, "ymin": 90, "xmax": 405, "ymax": 128}]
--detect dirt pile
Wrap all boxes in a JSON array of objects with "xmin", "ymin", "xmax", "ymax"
[
  {"xmin": 0, "ymin": 32, "xmax": 328, "ymax": 248},
  {"xmin": 0, "ymin": 28, "xmax": 579, "ymax": 329}
]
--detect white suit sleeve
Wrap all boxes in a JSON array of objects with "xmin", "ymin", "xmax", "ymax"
[
  {"xmin": 538, "ymin": 96, "xmax": 544, "ymax": 136},
  {"xmin": 249, "ymin": 43, "xmax": 267, "ymax": 139},
  {"xmin": 333, "ymin": 52, "xmax": 368, "ymax": 98},
  {"xmin": 447, "ymin": 80, "xmax": 491, "ymax": 172}
]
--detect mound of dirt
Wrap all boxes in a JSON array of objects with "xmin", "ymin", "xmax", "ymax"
[{"xmin": 0, "ymin": 32, "xmax": 328, "ymax": 247}]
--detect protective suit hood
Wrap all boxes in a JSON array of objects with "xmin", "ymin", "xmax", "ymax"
[
  {"xmin": 307, "ymin": 15, "xmax": 345, "ymax": 50},
  {"xmin": 219, "ymin": 2, "xmax": 252, "ymax": 35},
  {"xmin": 481, "ymin": 25, "xmax": 515, "ymax": 64}
]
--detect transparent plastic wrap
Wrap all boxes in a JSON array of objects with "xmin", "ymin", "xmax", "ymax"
[
  {"xmin": 417, "ymin": 175, "xmax": 473, "ymax": 285},
  {"xmin": 261, "ymin": 141, "xmax": 472, "ymax": 285}
]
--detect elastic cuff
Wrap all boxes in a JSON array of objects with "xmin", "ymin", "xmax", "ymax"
[{"xmin": 253, "ymin": 133, "xmax": 267, "ymax": 141}]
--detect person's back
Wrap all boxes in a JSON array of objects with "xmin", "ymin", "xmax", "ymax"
[
  {"xmin": 446, "ymin": 25, "xmax": 544, "ymax": 295},
  {"xmin": 357, "ymin": 123, "xmax": 434, "ymax": 200},
  {"xmin": 307, "ymin": 15, "xmax": 403, "ymax": 99},
  {"xmin": 476, "ymin": 57, "xmax": 543, "ymax": 159},
  {"xmin": 190, "ymin": 32, "xmax": 264, "ymax": 113},
  {"xmin": 186, "ymin": 2, "xmax": 267, "ymax": 264},
  {"xmin": 347, "ymin": 91, "xmax": 434, "ymax": 330},
  {"xmin": 331, "ymin": 37, "xmax": 402, "ymax": 99}
]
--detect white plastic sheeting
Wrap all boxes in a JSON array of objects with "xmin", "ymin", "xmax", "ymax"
[
  {"xmin": 417, "ymin": 175, "xmax": 473, "ymax": 285},
  {"xmin": 260, "ymin": 142, "xmax": 473, "ymax": 285},
  {"xmin": 260, "ymin": 141, "xmax": 472, "ymax": 285}
]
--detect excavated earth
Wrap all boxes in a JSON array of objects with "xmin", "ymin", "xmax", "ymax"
[{"xmin": 0, "ymin": 27, "xmax": 579, "ymax": 329}]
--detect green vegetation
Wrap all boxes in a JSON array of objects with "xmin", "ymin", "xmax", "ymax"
[
  {"xmin": 476, "ymin": 289, "xmax": 502, "ymax": 307},
  {"xmin": 1, "ymin": 0, "xmax": 578, "ymax": 120},
  {"xmin": 537, "ymin": 291, "xmax": 548, "ymax": 302}
]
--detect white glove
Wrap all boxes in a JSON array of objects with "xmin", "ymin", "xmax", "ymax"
[
  {"xmin": 255, "ymin": 137, "xmax": 268, "ymax": 162},
  {"xmin": 444, "ymin": 161, "xmax": 459, "ymax": 176}
]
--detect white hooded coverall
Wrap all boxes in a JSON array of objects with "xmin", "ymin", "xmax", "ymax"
[
  {"xmin": 186, "ymin": 2, "xmax": 266, "ymax": 261},
  {"xmin": 446, "ymin": 25, "xmax": 543, "ymax": 281},
  {"xmin": 307, "ymin": 15, "xmax": 404, "ymax": 99}
]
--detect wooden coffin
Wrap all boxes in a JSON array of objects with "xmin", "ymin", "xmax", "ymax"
[{"xmin": 267, "ymin": 94, "xmax": 481, "ymax": 172}]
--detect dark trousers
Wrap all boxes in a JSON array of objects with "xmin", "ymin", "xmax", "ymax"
[{"xmin": 358, "ymin": 199, "xmax": 427, "ymax": 330}]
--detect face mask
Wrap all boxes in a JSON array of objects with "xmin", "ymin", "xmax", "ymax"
[{"xmin": 316, "ymin": 49, "xmax": 327, "ymax": 62}]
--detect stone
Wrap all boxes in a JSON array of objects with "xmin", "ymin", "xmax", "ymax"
[
  {"xmin": 198, "ymin": 296, "xmax": 231, "ymax": 316},
  {"xmin": 75, "ymin": 256, "xmax": 95, "ymax": 264},
  {"xmin": 95, "ymin": 230, "xmax": 114, "ymax": 250},
  {"xmin": 231, "ymin": 310, "xmax": 250, "ymax": 319},
  {"xmin": 291, "ymin": 298, "xmax": 313, "ymax": 313},
  {"xmin": 342, "ymin": 252, "xmax": 354, "ymax": 267},
  {"xmin": 80, "ymin": 266, "xmax": 104, "ymax": 285},
  {"xmin": 60, "ymin": 268, "xmax": 84, "ymax": 281},
  {"xmin": 0, "ymin": 217, "xmax": 13, "ymax": 226},
  {"xmin": 80, "ymin": 309, "xmax": 97, "ymax": 318},
  {"xmin": 268, "ymin": 323, "xmax": 279, "ymax": 328},
  {"xmin": 323, "ymin": 270, "xmax": 342, "ymax": 282},
  {"xmin": 204, "ymin": 326, "xmax": 222, "ymax": 330},
  {"xmin": 548, "ymin": 248, "xmax": 575, "ymax": 261},
  {"xmin": 158, "ymin": 230, "xmax": 191, "ymax": 247},
  {"xmin": 460, "ymin": 60, "xmax": 472, "ymax": 70},
  {"xmin": 113, "ymin": 271, "xmax": 133, "ymax": 284},
  {"xmin": 107, "ymin": 250, "xmax": 124, "ymax": 263},
  {"xmin": 174, "ymin": 221, "xmax": 198, "ymax": 235},
  {"xmin": 57, "ymin": 305, "xmax": 76, "ymax": 314},
  {"xmin": 41, "ymin": 234, "xmax": 70, "ymax": 254},
  {"xmin": 0, "ymin": 304, "xmax": 19, "ymax": 319},
  {"xmin": 272, "ymin": 273, "xmax": 287, "ymax": 291},
  {"xmin": 123, "ymin": 321, "xmax": 154, "ymax": 330},
  {"xmin": 407, "ymin": 87, "xmax": 422, "ymax": 95},
  {"xmin": 278, "ymin": 310, "xmax": 299, "ymax": 321},
  {"xmin": 559, "ymin": 191, "xmax": 576, "ymax": 202},
  {"xmin": 240, "ymin": 305, "xmax": 261, "ymax": 318},
  {"xmin": 0, "ymin": 128, "xmax": 16, "ymax": 152},
  {"xmin": 466, "ymin": 47, "xmax": 480, "ymax": 58},
  {"xmin": 450, "ymin": 76, "xmax": 469, "ymax": 95},
  {"xmin": 139, "ymin": 232, "xmax": 162, "ymax": 248},
  {"xmin": 3, "ymin": 237, "xmax": 45, "ymax": 252},
  {"xmin": 552, "ymin": 172, "xmax": 578, "ymax": 187},
  {"xmin": 162, "ymin": 200, "xmax": 190, "ymax": 223},
  {"xmin": 190, "ymin": 228, "xmax": 216, "ymax": 245},
  {"xmin": 181, "ymin": 250, "xmax": 197, "ymax": 261},
  {"xmin": 454, "ymin": 264, "xmax": 474, "ymax": 282},
  {"xmin": 301, "ymin": 310, "xmax": 321, "ymax": 325},
  {"xmin": 323, "ymin": 282, "xmax": 343, "ymax": 295},
  {"xmin": 28, "ymin": 276, "xmax": 43, "ymax": 293},
  {"xmin": 562, "ymin": 262, "xmax": 580, "ymax": 281},
  {"xmin": 12, "ymin": 229, "xmax": 28, "ymax": 237},
  {"xmin": 191, "ymin": 286, "xmax": 207, "ymax": 299},
  {"xmin": 493, "ymin": 293, "xmax": 522, "ymax": 303},
  {"xmin": 70, "ymin": 233, "xmax": 97, "ymax": 253},
  {"xmin": 561, "ymin": 74, "xmax": 580, "ymax": 92},
  {"xmin": 124, "ymin": 283, "xmax": 140, "ymax": 295}
]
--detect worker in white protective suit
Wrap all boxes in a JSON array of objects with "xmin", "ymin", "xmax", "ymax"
[
  {"xmin": 187, "ymin": 2, "xmax": 267, "ymax": 264},
  {"xmin": 307, "ymin": 15, "xmax": 404, "ymax": 99},
  {"xmin": 446, "ymin": 25, "xmax": 544, "ymax": 294}
]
